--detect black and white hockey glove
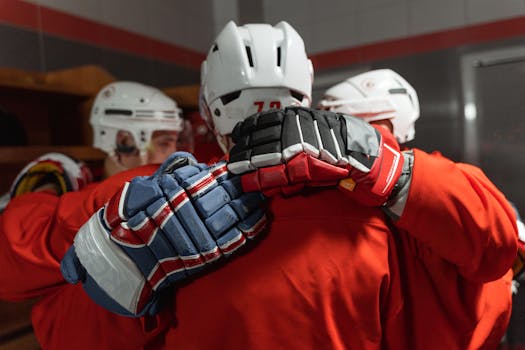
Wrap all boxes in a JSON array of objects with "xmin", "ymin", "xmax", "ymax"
[{"xmin": 228, "ymin": 106, "xmax": 404, "ymax": 206}]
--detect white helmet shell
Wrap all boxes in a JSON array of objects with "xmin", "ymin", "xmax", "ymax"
[
  {"xmin": 200, "ymin": 21, "xmax": 313, "ymax": 136},
  {"xmin": 319, "ymin": 69, "xmax": 420, "ymax": 143},
  {"xmin": 90, "ymin": 81, "xmax": 183, "ymax": 155}
]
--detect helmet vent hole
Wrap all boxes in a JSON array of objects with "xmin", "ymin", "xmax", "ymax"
[
  {"xmin": 220, "ymin": 90, "xmax": 241, "ymax": 105},
  {"xmin": 212, "ymin": 43, "xmax": 219, "ymax": 52},
  {"xmin": 140, "ymin": 98, "xmax": 145, "ymax": 103},
  {"xmin": 388, "ymin": 88, "xmax": 407, "ymax": 94},
  {"xmin": 290, "ymin": 90, "xmax": 304, "ymax": 102},
  {"xmin": 245, "ymin": 46, "xmax": 254, "ymax": 67},
  {"xmin": 277, "ymin": 47, "xmax": 281, "ymax": 67},
  {"xmin": 105, "ymin": 109, "xmax": 133, "ymax": 116},
  {"xmin": 214, "ymin": 108, "xmax": 221, "ymax": 117},
  {"xmin": 101, "ymin": 130, "xmax": 105, "ymax": 135}
]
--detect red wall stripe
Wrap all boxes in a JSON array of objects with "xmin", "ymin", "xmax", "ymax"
[
  {"xmin": 0, "ymin": 0, "xmax": 39, "ymax": 29},
  {"xmin": 311, "ymin": 16, "xmax": 525, "ymax": 70},
  {"xmin": 39, "ymin": 6, "xmax": 104, "ymax": 48},
  {"xmin": 0, "ymin": 0, "xmax": 205, "ymax": 69},
  {"xmin": 0, "ymin": 1, "xmax": 524, "ymax": 71}
]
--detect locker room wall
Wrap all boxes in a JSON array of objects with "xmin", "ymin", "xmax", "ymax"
[
  {"xmin": 0, "ymin": 0, "xmax": 522, "ymax": 255},
  {"xmin": 22, "ymin": 0, "xmax": 525, "ymax": 55},
  {"xmin": 1, "ymin": 0, "xmax": 522, "ymax": 163},
  {"xmin": 1, "ymin": 0, "xmax": 523, "ymax": 87},
  {"xmin": 1, "ymin": 1, "xmax": 525, "ymax": 348},
  {"xmin": 261, "ymin": 0, "xmax": 525, "ymax": 54}
]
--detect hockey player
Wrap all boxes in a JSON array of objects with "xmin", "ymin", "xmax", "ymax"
[
  {"xmin": 0, "ymin": 81, "xmax": 187, "ymax": 299},
  {"xmin": 36, "ymin": 21, "xmax": 517, "ymax": 349},
  {"xmin": 323, "ymin": 70, "xmax": 523, "ymax": 348},
  {"xmin": 315, "ymin": 69, "xmax": 519, "ymax": 348},
  {"xmin": 0, "ymin": 82, "xmax": 184, "ymax": 211},
  {"xmin": 0, "ymin": 81, "xmax": 266, "ymax": 348},
  {"xmin": 33, "ymin": 21, "xmax": 402, "ymax": 349},
  {"xmin": 228, "ymin": 68, "xmax": 519, "ymax": 349},
  {"xmin": 91, "ymin": 81, "xmax": 185, "ymax": 177}
]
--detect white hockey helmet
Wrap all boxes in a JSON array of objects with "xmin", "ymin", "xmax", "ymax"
[
  {"xmin": 200, "ymin": 21, "xmax": 313, "ymax": 137},
  {"xmin": 90, "ymin": 81, "xmax": 183, "ymax": 155},
  {"xmin": 318, "ymin": 69, "xmax": 420, "ymax": 143}
]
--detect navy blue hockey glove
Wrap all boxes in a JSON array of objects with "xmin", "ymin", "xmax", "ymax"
[{"xmin": 61, "ymin": 152, "xmax": 267, "ymax": 317}]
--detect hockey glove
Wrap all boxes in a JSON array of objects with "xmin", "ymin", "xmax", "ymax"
[
  {"xmin": 61, "ymin": 152, "xmax": 267, "ymax": 317},
  {"xmin": 228, "ymin": 106, "xmax": 404, "ymax": 206},
  {"xmin": 10, "ymin": 152, "xmax": 93, "ymax": 197}
]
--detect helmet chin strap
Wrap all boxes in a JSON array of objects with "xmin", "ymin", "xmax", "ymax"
[
  {"xmin": 105, "ymin": 144, "xmax": 148, "ymax": 177},
  {"xmin": 116, "ymin": 143, "xmax": 139, "ymax": 155}
]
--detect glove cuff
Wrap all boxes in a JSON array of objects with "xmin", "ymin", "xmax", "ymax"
[
  {"xmin": 73, "ymin": 208, "xmax": 149, "ymax": 315},
  {"xmin": 382, "ymin": 150, "xmax": 414, "ymax": 220}
]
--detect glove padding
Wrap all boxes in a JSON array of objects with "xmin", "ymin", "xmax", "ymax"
[
  {"xmin": 228, "ymin": 106, "xmax": 403, "ymax": 206},
  {"xmin": 10, "ymin": 152, "xmax": 93, "ymax": 197},
  {"xmin": 61, "ymin": 152, "xmax": 267, "ymax": 317}
]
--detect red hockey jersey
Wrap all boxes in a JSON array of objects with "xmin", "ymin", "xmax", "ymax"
[{"xmin": 0, "ymin": 149, "xmax": 517, "ymax": 349}]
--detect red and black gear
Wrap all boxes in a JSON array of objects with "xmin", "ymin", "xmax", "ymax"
[{"xmin": 228, "ymin": 106, "xmax": 403, "ymax": 206}]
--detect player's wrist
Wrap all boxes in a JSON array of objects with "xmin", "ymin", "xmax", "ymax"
[{"xmin": 382, "ymin": 150, "xmax": 414, "ymax": 219}]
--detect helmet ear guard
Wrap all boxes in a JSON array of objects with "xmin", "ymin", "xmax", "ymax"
[
  {"xmin": 319, "ymin": 69, "xmax": 419, "ymax": 144},
  {"xmin": 199, "ymin": 21, "xmax": 313, "ymax": 142},
  {"xmin": 90, "ymin": 81, "xmax": 184, "ymax": 156}
]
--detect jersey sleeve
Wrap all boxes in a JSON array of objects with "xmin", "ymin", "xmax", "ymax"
[
  {"xmin": 394, "ymin": 148, "xmax": 518, "ymax": 282},
  {"xmin": 0, "ymin": 164, "xmax": 158, "ymax": 301},
  {"xmin": 31, "ymin": 283, "xmax": 171, "ymax": 350}
]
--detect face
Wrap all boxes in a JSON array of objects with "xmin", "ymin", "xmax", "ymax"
[
  {"xmin": 110, "ymin": 129, "xmax": 179, "ymax": 176},
  {"xmin": 115, "ymin": 130, "xmax": 142, "ymax": 169},
  {"xmin": 146, "ymin": 130, "xmax": 179, "ymax": 164}
]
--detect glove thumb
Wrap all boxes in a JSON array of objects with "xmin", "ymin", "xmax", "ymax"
[
  {"xmin": 152, "ymin": 151, "xmax": 198, "ymax": 178},
  {"xmin": 61, "ymin": 245, "xmax": 85, "ymax": 284}
]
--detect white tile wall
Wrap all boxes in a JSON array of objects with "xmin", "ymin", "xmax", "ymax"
[
  {"xmin": 147, "ymin": 0, "xmax": 182, "ymax": 44},
  {"xmin": 312, "ymin": 0, "xmax": 358, "ymax": 21},
  {"xmin": 25, "ymin": 0, "xmax": 101, "ymax": 22},
  {"xmin": 26, "ymin": 0, "xmax": 214, "ymax": 52},
  {"xmin": 309, "ymin": 15, "xmax": 359, "ymax": 53},
  {"xmin": 357, "ymin": 1, "xmax": 409, "ymax": 44},
  {"xmin": 183, "ymin": 0, "xmax": 216, "ymax": 52},
  {"xmin": 100, "ymin": 0, "xmax": 148, "ymax": 36},
  {"xmin": 24, "ymin": 0, "xmax": 525, "ymax": 55},
  {"xmin": 292, "ymin": 20, "xmax": 315, "ymax": 53},
  {"xmin": 149, "ymin": 0, "xmax": 215, "ymax": 52},
  {"xmin": 263, "ymin": 0, "xmax": 313, "ymax": 26},
  {"xmin": 408, "ymin": 0, "xmax": 466, "ymax": 35},
  {"xmin": 465, "ymin": 0, "xmax": 525, "ymax": 25},
  {"xmin": 212, "ymin": 0, "xmax": 239, "ymax": 36},
  {"xmin": 357, "ymin": 0, "xmax": 405, "ymax": 10}
]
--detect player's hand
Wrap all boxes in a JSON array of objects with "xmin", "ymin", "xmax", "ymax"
[
  {"xmin": 61, "ymin": 152, "xmax": 267, "ymax": 317},
  {"xmin": 10, "ymin": 152, "xmax": 93, "ymax": 197},
  {"xmin": 228, "ymin": 106, "xmax": 404, "ymax": 206}
]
